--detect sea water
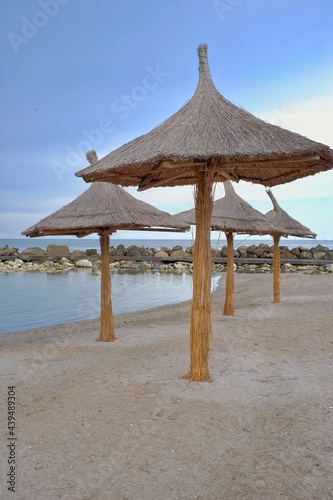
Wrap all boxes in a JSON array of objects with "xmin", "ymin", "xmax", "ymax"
[{"xmin": 0, "ymin": 269, "xmax": 221, "ymax": 335}]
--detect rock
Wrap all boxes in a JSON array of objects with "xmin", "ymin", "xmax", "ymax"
[
  {"xmin": 185, "ymin": 246, "xmax": 193, "ymax": 254},
  {"xmin": 170, "ymin": 249, "xmax": 190, "ymax": 259},
  {"xmin": 211, "ymin": 248, "xmax": 221, "ymax": 258},
  {"xmin": 126, "ymin": 245, "xmax": 143, "ymax": 257},
  {"xmin": 154, "ymin": 251, "xmax": 169, "ymax": 258},
  {"xmin": 323, "ymin": 264, "xmax": 333, "ymax": 272},
  {"xmin": 290, "ymin": 247, "xmax": 301, "ymax": 257},
  {"xmin": 46, "ymin": 244, "xmax": 70, "ymax": 257},
  {"xmin": 86, "ymin": 248, "xmax": 98, "ymax": 256},
  {"xmin": 109, "ymin": 262, "xmax": 120, "ymax": 270},
  {"xmin": 312, "ymin": 251, "xmax": 327, "ymax": 260},
  {"xmin": 237, "ymin": 246, "xmax": 248, "ymax": 258},
  {"xmin": 311, "ymin": 244, "xmax": 329, "ymax": 253},
  {"xmin": 254, "ymin": 243, "xmax": 270, "ymax": 257},
  {"xmin": 171, "ymin": 245, "xmax": 183, "ymax": 252},
  {"xmin": 109, "ymin": 247, "xmax": 125, "ymax": 256},
  {"xmin": 21, "ymin": 246, "xmax": 46, "ymax": 256},
  {"xmin": 75, "ymin": 259, "xmax": 93, "ymax": 268},
  {"xmin": 300, "ymin": 251, "xmax": 313, "ymax": 259},
  {"xmin": 280, "ymin": 250, "xmax": 298, "ymax": 259},
  {"xmin": 60, "ymin": 257, "xmax": 75, "ymax": 267},
  {"xmin": 246, "ymin": 245, "xmax": 258, "ymax": 256},
  {"xmin": 71, "ymin": 250, "xmax": 86, "ymax": 259},
  {"xmin": 0, "ymin": 246, "xmax": 19, "ymax": 257},
  {"xmin": 160, "ymin": 246, "xmax": 171, "ymax": 255},
  {"xmin": 221, "ymin": 245, "xmax": 228, "ymax": 257}
]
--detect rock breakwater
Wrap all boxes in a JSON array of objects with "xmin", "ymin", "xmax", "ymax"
[{"xmin": 0, "ymin": 243, "xmax": 332, "ymax": 275}]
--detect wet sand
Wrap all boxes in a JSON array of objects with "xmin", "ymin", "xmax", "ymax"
[{"xmin": 0, "ymin": 273, "xmax": 333, "ymax": 499}]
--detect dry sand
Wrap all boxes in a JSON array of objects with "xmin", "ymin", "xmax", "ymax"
[{"xmin": 0, "ymin": 273, "xmax": 333, "ymax": 499}]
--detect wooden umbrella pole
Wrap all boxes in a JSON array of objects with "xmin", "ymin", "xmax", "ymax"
[
  {"xmin": 224, "ymin": 231, "xmax": 235, "ymax": 315},
  {"xmin": 273, "ymin": 234, "xmax": 281, "ymax": 304},
  {"xmin": 99, "ymin": 231, "xmax": 115, "ymax": 341},
  {"xmin": 183, "ymin": 170, "xmax": 214, "ymax": 381}
]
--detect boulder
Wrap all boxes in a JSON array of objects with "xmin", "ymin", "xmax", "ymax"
[
  {"xmin": 109, "ymin": 247, "xmax": 125, "ymax": 256},
  {"xmin": 125, "ymin": 245, "xmax": 144, "ymax": 257},
  {"xmin": 290, "ymin": 247, "xmax": 301, "ymax": 257},
  {"xmin": 21, "ymin": 246, "xmax": 46, "ymax": 256},
  {"xmin": 171, "ymin": 245, "xmax": 183, "ymax": 252},
  {"xmin": 170, "ymin": 249, "xmax": 190, "ymax": 259},
  {"xmin": 75, "ymin": 259, "xmax": 93, "ymax": 268},
  {"xmin": 160, "ymin": 246, "xmax": 171, "ymax": 255},
  {"xmin": 211, "ymin": 248, "xmax": 221, "ymax": 258},
  {"xmin": 46, "ymin": 244, "xmax": 70, "ymax": 257},
  {"xmin": 280, "ymin": 250, "xmax": 298, "ymax": 259},
  {"xmin": 300, "ymin": 251, "xmax": 313, "ymax": 259},
  {"xmin": 254, "ymin": 243, "xmax": 270, "ymax": 257},
  {"xmin": 237, "ymin": 246, "xmax": 248, "ymax": 258},
  {"xmin": 71, "ymin": 250, "xmax": 86, "ymax": 259},
  {"xmin": 86, "ymin": 248, "xmax": 98, "ymax": 256},
  {"xmin": 154, "ymin": 251, "xmax": 169, "ymax": 258},
  {"xmin": 312, "ymin": 251, "xmax": 327, "ymax": 260},
  {"xmin": 0, "ymin": 246, "xmax": 19, "ymax": 256}
]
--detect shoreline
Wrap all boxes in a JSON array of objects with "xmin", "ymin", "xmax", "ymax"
[{"xmin": 0, "ymin": 273, "xmax": 332, "ymax": 498}]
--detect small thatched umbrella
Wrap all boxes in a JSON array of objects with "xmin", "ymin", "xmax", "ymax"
[
  {"xmin": 178, "ymin": 181, "xmax": 285, "ymax": 315},
  {"xmin": 76, "ymin": 44, "xmax": 333, "ymax": 381},
  {"xmin": 22, "ymin": 151, "xmax": 189, "ymax": 342},
  {"xmin": 265, "ymin": 188, "xmax": 316, "ymax": 303}
]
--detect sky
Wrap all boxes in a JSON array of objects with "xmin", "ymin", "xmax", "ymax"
[{"xmin": 1, "ymin": 0, "xmax": 333, "ymax": 240}]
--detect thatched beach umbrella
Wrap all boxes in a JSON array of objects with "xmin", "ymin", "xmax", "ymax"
[
  {"xmin": 76, "ymin": 44, "xmax": 333, "ymax": 381},
  {"xmin": 178, "ymin": 181, "xmax": 285, "ymax": 315},
  {"xmin": 22, "ymin": 151, "xmax": 189, "ymax": 342},
  {"xmin": 265, "ymin": 188, "xmax": 316, "ymax": 303}
]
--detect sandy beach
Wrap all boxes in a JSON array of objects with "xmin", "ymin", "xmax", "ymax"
[{"xmin": 1, "ymin": 272, "xmax": 333, "ymax": 499}]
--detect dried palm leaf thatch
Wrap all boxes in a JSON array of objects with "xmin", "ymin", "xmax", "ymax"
[
  {"xmin": 265, "ymin": 188, "xmax": 316, "ymax": 303},
  {"xmin": 265, "ymin": 188, "xmax": 317, "ymax": 238},
  {"xmin": 22, "ymin": 152, "xmax": 189, "ymax": 343},
  {"xmin": 180, "ymin": 181, "xmax": 284, "ymax": 235},
  {"xmin": 76, "ymin": 46, "xmax": 333, "ymax": 189},
  {"xmin": 22, "ymin": 182, "xmax": 189, "ymax": 238}
]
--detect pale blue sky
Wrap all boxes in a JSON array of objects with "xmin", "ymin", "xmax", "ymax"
[{"xmin": 1, "ymin": 0, "xmax": 333, "ymax": 239}]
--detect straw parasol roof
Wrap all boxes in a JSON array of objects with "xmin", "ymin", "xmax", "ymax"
[
  {"xmin": 265, "ymin": 188, "xmax": 316, "ymax": 238},
  {"xmin": 75, "ymin": 44, "xmax": 333, "ymax": 382},
  {"xmin": 76, "ymin": 47, "xmax": 333, "ymax": 189},
  {"xmin": 264, "ymin": 188, "xmax": 316, "ymax": 303},
  {"xmin": 22, "ymin": 181, "xmax": 188, "ymax": 237},
  {"xmin": 23, "ymin": 151, "xmax": 189, "ymax": 342},
  {"xmin": 178, "ymin": 181, "xmax": 285, "ymax": 315},
  {"xmin": 179, "ymin": 181, "xmax": 283, "ymax": 235}
]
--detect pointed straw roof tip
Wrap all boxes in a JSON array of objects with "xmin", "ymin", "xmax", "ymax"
[
  {"xmin": 86, "ymin": 149, "xmax": 98, "ymax": 166},
  {"xmin": 22, "ymin": 151, "xmax": 190, "ymax": 238},
  {"xmin": 76, "ymin": 44, "xmax": 333, "ymax": 189},
  {"xmin": 265, "ymin": 188, "xmax": 316, "ymax": 238},
  {"xmin": 178, "ymin": 181, "xmax": 285, "ymax": 235}
]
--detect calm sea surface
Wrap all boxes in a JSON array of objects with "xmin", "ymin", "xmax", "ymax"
[{"xmin": 0, "ymin": 269, "xmax": 220, "ymax": 335}]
